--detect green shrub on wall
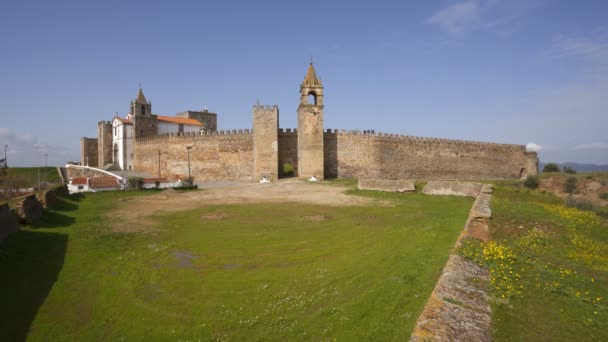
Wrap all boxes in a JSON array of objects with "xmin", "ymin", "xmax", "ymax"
[
  {"xmin": 564, "ymin": 176, "xmax": 577, "ymax": 194},
  {"xmin": 524, "ymin": 176, "xmax": 540, "ymax": 189},
  {"xmin": 543, "ymin": 163, "xmax": 560, "ymax": 173}
]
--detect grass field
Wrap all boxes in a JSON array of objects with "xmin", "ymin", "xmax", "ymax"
[
  {"xmin": 459, "ymin": 183, "xmax": 608, "ymax": 341},
  {"xmin": 0, "ymin": 188, "xmax": 472, "ymax": 341},
  {"xmin": 6, "ymin": 167, "xmax": 61, "ymax": 186}
]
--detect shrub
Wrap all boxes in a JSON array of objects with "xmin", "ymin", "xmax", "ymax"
[
  {"xmin": 127, "ymin": 176, "xmax": 144, "ymax": 189},
  {"xmin": 564, "ymin": 176, "xmax": 577, "ymax": 194},
  {"xmin": 543, "ymin": 163, "xmax": 560, "ymax": 173},
  {"xmin": 524, "ymin": 176, "xmax": 539, "ymax": 189},
  {"xmin": 599, "ymin": 192, "xmax": 608, "ymax": 200},
  {"xmin": 563, "ymin": 166, "xmax": 577, "ymax": 174},
  {"xmin": 565, "ymin": 197, "xmax": 595, "ymax": 212}
]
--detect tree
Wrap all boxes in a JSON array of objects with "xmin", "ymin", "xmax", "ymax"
[{"xmin": 543, "ymin": 163, "xmax": 560, "ymax": 173}]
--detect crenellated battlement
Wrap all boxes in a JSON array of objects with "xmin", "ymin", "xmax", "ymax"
[
  {"xmin": 135, "ymin": 129, "xmax": 253, "ymax": 142},
  {"xmin": 320, "ymin": 129, "xmax": 525, "ymax": 151}
]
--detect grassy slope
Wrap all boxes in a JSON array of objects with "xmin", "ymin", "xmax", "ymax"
[
  {"xmin": 7, "ymin": 167, "xmax": 61, "ymax": 185},
  {"xmin": 0, "ymin": 189, "xmax": 472, "ymax": 341},
  {"xmin": 478, "ymin": 184, "xmax": 608, "ymax": 341}
]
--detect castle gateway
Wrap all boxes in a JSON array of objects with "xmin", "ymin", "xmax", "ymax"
[{"xmin": 81, "ymin": 63, "xmax": 538, "ymax": 182}]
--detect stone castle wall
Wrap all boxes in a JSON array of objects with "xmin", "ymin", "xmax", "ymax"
[
  {"xmin": 80, "ymin": 137, "xmax": 98, "ymax": 167},
  {"xmin": 278, "ymin": 129, "xmax": 298, "ymax": 177},
  {"xmin": 323, "ymin": 130, "xmax": 537, "ymax": 180},
  {"xmin": 134, "ymin": 130, "xmax": 254, "ymax": 182}
]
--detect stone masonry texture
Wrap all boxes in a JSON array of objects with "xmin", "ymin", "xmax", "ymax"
[
  {"xmin": 253, "ymin": 105, "xmax": 279, "ymax": 181},
  {"xmin": 80, "ymin": 137, "xmax": 98, "ymax": 167},
  {"xmin": 134, "ymin": 131, "xmax": 254, "ymax": 182}
]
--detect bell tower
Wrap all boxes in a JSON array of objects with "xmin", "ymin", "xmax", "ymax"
[
  {"xmin": 130, "ymin": 88, "xmax": 152, "ymax": 117},
  {"xmin": 297, "ymin": 62, "xmax": 324, "ymax": 179},
  {"xmin": 130, "ymin": 88, "xmax": 157, "ymax": 138}
]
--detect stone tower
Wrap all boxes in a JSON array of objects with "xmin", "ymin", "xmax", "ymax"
[
  {"xmin": 253, "ymin": 104, "xmax": 279, "ymax": 181},
  {"xmin": 131, "ymin": 88, "xmax": 157, "ymax": 137},
  {"xmin": 97, "ymin": 120, "xmax": 112, "ymax": 167},
  {"xmin": 297, "ymin": 63, "xmax": 324, "ymax": 179}
]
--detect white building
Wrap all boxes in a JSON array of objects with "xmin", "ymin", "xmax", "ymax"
[{"xmin": 110, "ymin": 89, "xmax": 206, "ymax": 171}]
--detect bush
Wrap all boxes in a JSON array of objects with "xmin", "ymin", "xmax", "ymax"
[
  {"xmin": 543, "ymin": 163, "xmax": 560, "ymax": 173},
  {"xmin": 564, "ymin": 176, "xmax": 578, "ymax": 194},
  {"xmin": 127, "ymin": 176, "xmax": 144, "ymax": 189},
  {"xmin": 565, "ymin": 197, "xmax": 595, "ymax": 211},
  {"xmin": 173, "ymin": 184, "xmax": 198, "ymax": 190},
  {"xmin": 563, "ymin": 166, "xmax": 577, "ymax": 174},
  {"xmin": 599, "ymin": 192, "xmax": 608, "ymax": 200},
  {"xmin": 524, "ymin": 175, "xmax": 540, "ymax": 189}
]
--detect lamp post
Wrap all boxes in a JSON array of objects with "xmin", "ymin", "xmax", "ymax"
[
  {"xmin": 186, "ymin": 146, "xmax": 192, "ymax": 185},
  {"xmin": 3, "ymin": 145, "xmax": 7, "ymax": 166}
]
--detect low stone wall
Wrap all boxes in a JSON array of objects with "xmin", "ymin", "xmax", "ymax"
[
  {"xmin": 357, "ymin": 179, "xmax": 415, "ymax": 192},
  {"xmin": 411, "ymin": 185, "xmax": 493, "ymax": 341},
  {"xmin": 0, "ymin": 203, "xmax": 20, "ymax": 243},
  {"xmin": 13, "ymin": 195, "xmax": 43, "ymax": 224},
  {"xmin": 422, "ymin": 181, "xmax": 483, "ymax": 198},
  {"xmin": 36, "ymin": 187, "xmax": 64, "ymax": 209}
]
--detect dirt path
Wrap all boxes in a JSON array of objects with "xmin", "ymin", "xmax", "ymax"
[{"xmin": 107, "ymin": 179, "xmax": 383, "ymax": 232}]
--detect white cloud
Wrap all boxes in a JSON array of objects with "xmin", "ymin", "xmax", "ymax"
[
  {"xmin": 429, "ymin": 1, "xmax": 480, "ymax": 35},
  {"xmin": 526, "ymin": 142, "xmax": 543, "ymax": 152},
  {"xmin": 0, "ymin": 127, "xmax": 77, "ymax": 166},
  {"xmin": 573, "ymin": 142, "xmax": 608, "ymax": 151},
  {"xmin": 428, "ymin": 0, "xmax": 535, "ymax": 36}
]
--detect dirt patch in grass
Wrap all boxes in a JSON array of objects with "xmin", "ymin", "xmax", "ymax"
[
  {"xmin": 200, "ymin": 211, "xmax": 231, "ymax": 220},
  {"xmin": 107, "ymin": 179, "xmax": 384, "ymax": 233},
  {"xmin": 301, "ymin": 215, "xmax": 332, "ymax": 222}
]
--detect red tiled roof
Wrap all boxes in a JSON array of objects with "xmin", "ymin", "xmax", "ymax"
[
  {"xmin": 143, "ymin": 178, "xmax": 169, "ymax": 184},
  {"xmin": 114, "ymin": 116, "xmax": 133, "ymax": 124},
  {"xmin": 71, "ymin": 177, "xmax": 88, "ymax": 185},
  {"xmin": 157, "ymin": 115, "xmax": 203, "ymax": 126},
  {"xmin": 89, "ymin": 177, "xmax": 120, "ymax": 189}
]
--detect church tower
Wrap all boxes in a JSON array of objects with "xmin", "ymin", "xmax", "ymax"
[
  {"xmin": 297, "ymin": 62, "xmax": 325, "ymax": 179},
  {"xmin": 130, "ymin": 88, "xmax": 152, "ymax": 117},
  {"xmin": 130, "ymin": 88, "xmax": 157, "ymax": 137}
]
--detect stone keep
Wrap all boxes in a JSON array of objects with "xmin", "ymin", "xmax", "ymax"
[
  {"xmin": 253, "ymin": 105, "xmax": 279, "ymax": 181},
  {"xmin": 297, "ymin": 63, "xmax": 324, "ymax": 179}
]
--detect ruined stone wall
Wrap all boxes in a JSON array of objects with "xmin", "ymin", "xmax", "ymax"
[
  {"xmin": 253, "ymin": 105, "xmax": 278, "ymax": 181},
  {"xmin": 278, "ymin": 129, "xmax": 298, "ymax": 177},
  {"xmin": 80, "ymin": 137, "xmax": 98, "ymax": 167},
  {"xmin": 326, "ymin": 130, "xmax": 537, "ymax": 180},
  {"xmin": 0, "ymin": 203, "xmax": 19, "ymax": 243},
  {"xmin": 134, "ymin": 130, "xmax": 254, "ymax": 182},
  {"xmin": 97, "ymin": 121, "xmax": 112, "ymax": 167}
]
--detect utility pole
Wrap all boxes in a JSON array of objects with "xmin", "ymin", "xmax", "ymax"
[
  {"xmin": 186, "ymin": 146, "xmax": 192, "ymax": 185},
  {"xmin": 45, "ymin": 153, "xmax": 48, "ymax": 168},
  {"xmin": 158, "ymin": 150, "xmax": 161, "ymax": 178}
]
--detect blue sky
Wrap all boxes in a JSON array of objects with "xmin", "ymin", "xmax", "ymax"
[{"xmin": 1, "ymin": 0, "xmax": 607, "ymax": 166}]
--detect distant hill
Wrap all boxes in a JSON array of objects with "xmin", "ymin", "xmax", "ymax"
[{"xmin": 540, "ymin": 162, "xmax": 608, "ymax": 172}]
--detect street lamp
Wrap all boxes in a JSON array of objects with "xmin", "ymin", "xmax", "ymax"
[{"xmin": 186, "ymin": 146, "xmax": 192, "ymax": 185}]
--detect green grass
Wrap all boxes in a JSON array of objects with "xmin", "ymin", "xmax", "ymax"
[
  {"xmin": 461, "ymin": 183, "xmax": 608, "ymax": 341},
  {"xmin": 6, "ymin": 167, "xmax": 61, "ymax": 186},
  {"xmin": 0, "ymin": 189, "xmax": 472, "ymax": 341}
]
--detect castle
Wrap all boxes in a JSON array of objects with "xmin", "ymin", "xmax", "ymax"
[{"xmin": 81, "ymin": 63, "xmax": 538, "ymax": 182}]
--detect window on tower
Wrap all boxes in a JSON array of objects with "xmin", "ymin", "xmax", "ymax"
[
  {"xmin": 307, "ymin": 92, "xmax": 317, "ymax": 106},
  {"xmin": 141, "ymin": 105, "xmax": 146, "ymax": 116}
]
